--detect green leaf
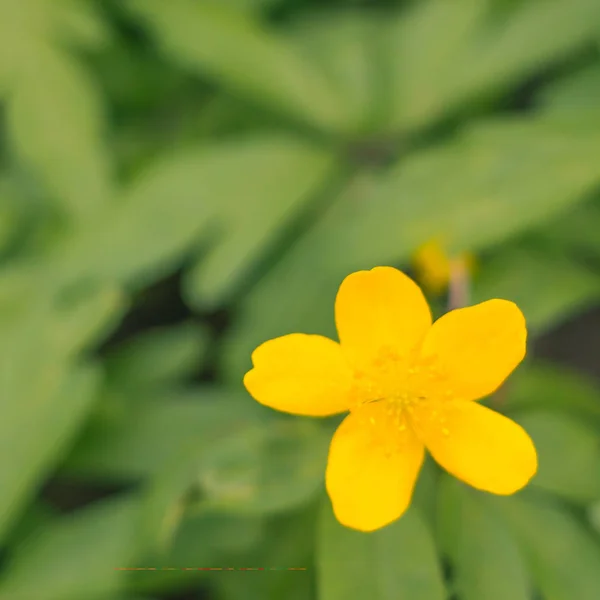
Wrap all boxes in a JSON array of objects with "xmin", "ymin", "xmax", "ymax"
[
  {"xmin": 498, "ymin": 492, "xmax": 600, "ymax": 600},
  {"xmin": 317, "ymin": 503, "xmax": 446, "ymax": 600},
  {"xmin": 0, "ymin": 364, "xmax": 101, "ymax": 545},
  {"xmin": 199, "ymin": 417, "xmax": 330, "ymax": 515},
  {"xmin": 181, "ymin": 136, "xmax": 339, "ymax": 309},
  {"xmin": 385, "ymin": 0, "xmax": 600, "ymax": 131},
  {"xmin": 216, "ymin": 506, "xmax": 317, "ymax": 600},
  {"xmin": 511, "ymin": 410, "xmax": 600, "ymax": 503},
  {"xmin": 538, "ymin": 64, "xmax": 600, "ymax": 116},
  {"xmin": 288, "ymin": 10, "xmax": 383, "ymax": 134},
  {"xmin": 0, "ymin": 286, "xmax": 123, "ymax": 542},
  {"xmin": 437, "ymin": 477, "xmax": 532, "ymax": 600},
  {"xmin": 385, "ymin": 0, "xmax": 486, "ymax": 131},
  {"xmin": 504, "ymin": 362, "xmax": 600, "ymax": 418},
  {"xmin": 411, "ymin": 457, "xmax": 440, "ymax": 529},
  {"xmin": 63, "ymin": 389, "xmax": 266, "ymax": 480},
  {"xmin": 52, "ymin": 135, "xmax": 334, "ymax": 292},
  {"xmin": 126, "ymin": 0, "xmax": 351, "ymax": 131},
  {"xmin": 223, "ymin": 116, "xmax": 600, "ymax": 378},
  {"xmin": 0, "ymin": 496, "xmax": 140, "ymax": 600},
  {"xmin": 533, "ymin": 198, "xmax": 600, "ymax": 257},
  {"xmin": 129, "ymin": 511, "xmax": 264, "ymax": 594},
  {"xmin": 472, "ymin": 247, "xmax": 600, "ymax": 333},
  {"xmin": 104, "ymin": 322, "xmax": 210, "ymax": 389},
  {"xmin": 54, "ymin": 0, "xmax": 111, "ymax": 50},
  {"xmin": 6, "ymin": 47, "xmax": 113, "ymax": 219},
  {"xmin": 53, "ymin": 145, "xmax": 217, "ymax": 287}
]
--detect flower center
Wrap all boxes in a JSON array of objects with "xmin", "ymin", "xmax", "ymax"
[{"xmin": 348, "ymin": 344, "xmax": 453, "ymax": 453}]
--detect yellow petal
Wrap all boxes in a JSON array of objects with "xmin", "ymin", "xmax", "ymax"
[
  {"xmin": 326, "ymin": 403, "xmax": 425, "ymax": 532},
  {"xmin": 412, "ymin": 399, "xmax": 537, "ymax": 495},
  {"xmin": 244, "ymin": 334, "xmax": 353, "ymax": 417},
  {"xmin": 335, "ymin": 267, "xmax": 432, "ymax": 373},
  {"xmin": 420, "ymin": 299, "xmax": 526, "ymax": 401}
]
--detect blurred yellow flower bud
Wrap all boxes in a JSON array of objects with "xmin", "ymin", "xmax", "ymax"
[{"xmin": 413, "ymin": 239, "xmax": 475, "ymax": 295}]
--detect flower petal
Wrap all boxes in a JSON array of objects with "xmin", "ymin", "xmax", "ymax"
[
  {"xmin": 244, "ymin": 334, "xmax": 353, "ymax": 416},
  {"xmin": 326, "ymin": 403, "xmax": 425, "ymax": 532},
  {"xmin": 335, "ymin": 267, "xmax": 432, "ymax": 372},
  {"xmin": 420, "ymin": 299, "xmax": 526, "ymax": 401},
  {"xmin": 412, "ymin": 399, "xmax": 537, "ymax": 495}
]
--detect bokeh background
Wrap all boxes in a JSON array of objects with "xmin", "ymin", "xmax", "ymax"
[{"xmin": 1, "ymin": 0, "xmax": 600, "ymax": 599}]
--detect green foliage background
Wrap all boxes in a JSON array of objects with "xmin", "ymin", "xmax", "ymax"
[{"xmin": 1, "ymin": 0, "xmax": 600, "ymax": 598}]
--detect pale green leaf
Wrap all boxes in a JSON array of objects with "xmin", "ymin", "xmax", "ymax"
[
  {"xmin": 53, "ymin": 0, "xmax": 111, "ymax": 49},
  {"xmin": 534, "ymin": 198, "xmax": 600, "ymax": 257},
  {"xmin": 63, "ymin": 389, "xmax": 265, "ymax": 480},
  {"xmin": 436, "ymin": 477, "xmax": 531, "ymax": 600},
  {"xmin": 0, "ymin": 496, "xmax": 139, "ymax": 600},
  {"xmin": 0, "ymin": 286, "xmax": 124, "ymax": 542},
  {"xmin": 386, "ymin": 0, "xmax": 600, "ymax": 131},
  {"xmin": 0, "ymin": 364, "xmax": 101, "ymax": 544},
  {"xmin": 129, "ymin": 511, "xmax": 263, "ymax": 594},
  {"xmin": 288, "ymin": 10, "xmax": 383, "ymax": 133},
  {"xmin": 317, "ymin": 503, "xmax": 446, "ymax": 600},
  {"xmin": 538, "ymin": 64, "xmax": 600, "ymax": 115},
  {"xmin": 53, "ymin": 136, "xmax": 333, "ymax": 292},
  {"xmin": 223, "ymin": 116, "xmax": 600, "ymax": 378},
  {"xmin": 182, "ymin": 136, "xmax": 338, "ymax": 309},
  {"xmin": 126, "ymin": 0, "xmax": 351, "ymax": 131},
  {"xmin": 385, "ymin": 0, "xmax": 487, "ymax": 130},
  {"xmin": 6, "ymin": 47, "xmax": 113, "ymax": 219},
  {"xmin": 512, "ymin": 410, "xmax": 600, "ymax": 503},
  {"xmin": 473, "ymin": 247, "xmax": 600, "ymax": 333},
  {"xmin": 498, "ymin": 492, "xmax": 600, "ymax": 600},
  {"xmin": 104, "ymin": 322, "xmax": 210, "ymax": 388},
  {"xmin": 504, "ymin": 362, "xmax": 600, "ymax": 418},
  {"xmin": 216, "ymin": 506, "xmax": 316, "ymax": 600},
  {"xmin": 54, "ymin": 145, "xmax": 223, "ymax": 288},
  {"xmin": 199, "ymin": 418, "xmax": 330, "ymax": 515}
]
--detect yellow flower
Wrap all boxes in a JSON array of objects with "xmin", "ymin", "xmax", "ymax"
[
  {"xmin": 243, "ymin": 267, "xmax": 537, "ymax": 532},
  {"xmin": 413, "ymin": 239, "xmax": 475, "ymax": 295}
]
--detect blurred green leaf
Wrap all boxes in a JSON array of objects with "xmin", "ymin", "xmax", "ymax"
[
  {"xmin": 539, "ymin": 64, "xmax": 600, "ymax": 115},
  {"xmin": 54, "ymin": 145, "xmax": 217, "ymax": 287},
  {"xmin": 473, "ymin": 247, "xmax": 600, "ymax": 333},
  {"xmin": 0, "ymin": 364, "xmax": 100, "ymax": 543},
  {"xmin": 511, "ymin": 410, "xmax": 600, "ymax": 503},
  {"xmin": 437, "ymin": 476, "xmax": 531, "ymax": 600},
  {"xmin": 534, "ymin": 197, "xmax": 600, "ymax": 258},
  {"xmin": 129, "ymin": 511, "xmax": 263, "ymax": 594},
  {"xmin": 126, "ymin": 0, "xmax": 351, "ymax": 131},
  {"xmin": 386, "ymin": 0, "xmax": 600, "ymax": 131},
  {"xmin": 4, "ymin": 502, "xmax": 58, "ymax": 550},
  {"xmin": 63, "ymin": 389, "xmax": 265, "ymax": 480},
  {"xmin": 52, "ymin": 135, "xmax": 334, "ymax": 293},
  {"xmin": 182, "ymin": 136, "xmax": 339, "ymax": 309},
  {"xmin": 411, "ymin": 457, "xmax": 440, "ymax": 529},
  {"xmin": 385, "ymin": 0, "xmax": 486, "ymax": 131},
  {"xmin": 288, "ymin": 10, "xmax": 382, "ymax": 134},
  {"xmin": 0, "ymin": 496, "xmax": 139, "ymax": 600},
  {"xmin": 199, "ymin": 417, "xmax": 330, "ymax": 515},
  {"xmin": 216, "ymin": 505, "xmax": 317, "ymax": 600},
  {"xmin": 504, "ymin": 362, "xmax": 600, "ymax": 418},
  {"xmin": 104, "ymin": 322, "xmax": 210, "ymax": 389},
  {"xmin": 498, "ymin": 492, "xmax": 600, "ymax": 600},
  {"xmin": 0, "ymin": 286, "xmax": 123, "ymax": 542},
  {"xmin": 54, "ymin": 0, "xmax": 111, "ymax": 50},
  {"xmin": 317, "ymin": 503, "xmax": 446, "ymax": 600},
  {"xmin": 6, "ymin": 47, "xmax": 113, "ymax": 219},
  {"xmin": 223, "ymin": 116, "xmax": 600, "ymax": 378}
]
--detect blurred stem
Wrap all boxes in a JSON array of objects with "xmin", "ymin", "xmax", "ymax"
[{"xmin": 447, "ymin": 257, "xmax": 470, "ymax": 311}]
